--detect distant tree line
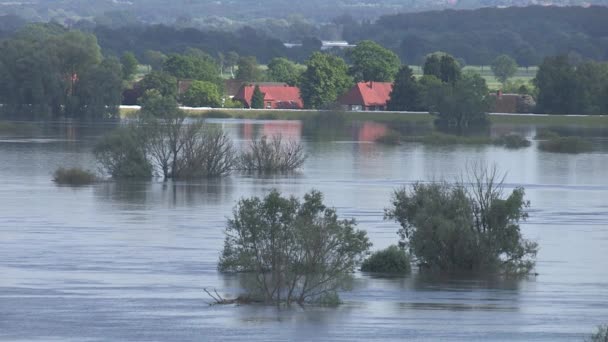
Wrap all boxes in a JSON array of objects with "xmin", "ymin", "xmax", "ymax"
[{"xmin": 343, "ymin": 6, "xmax": 608, "ymax": 65}]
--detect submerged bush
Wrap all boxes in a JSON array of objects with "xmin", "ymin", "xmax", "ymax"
[
  {"xmin": 53, "ymin": 167, "xmax": 97, "ymax": 185},
  {"xmin": 493, "ymin": 134, "xmax": 531, "ymax": 149},
  {"xmin": 538, "ymin": 136, "xmax": 593, "ymax": 153},
  {"xmin": 176, "ymin": 126, "xmax": 236, "ymax": 178},
  {"xmin": 534, "ymin": 129, "xmax": 560, "ymax": 140},
  {"xmin": 94, "ymin": 126, "xmax": 153, "ymax": 179},
  {"xmin": 403, "ymin": 132, "xmax": 493, "ymax": 145},
  {"xmin": 219, "ymin": 190, "xmax": 371, "ymax": 305},
  {"xmin": 375, "ymin": 130, "xmax": 401, "ymax": 145},
  {"xmin": 588, "ymin": 325, "xmax": 608, "ymax": 342},
  {"xmin": 361, "ymin": 245, "xmax": 411, "ymax": 274},
  {"xmin": 238, "ymin": 135, "xmax": 306, "ymax": 172},
  {"xmin": 385, "ymin": 165, "xmax": 538, "ymax": 275}
]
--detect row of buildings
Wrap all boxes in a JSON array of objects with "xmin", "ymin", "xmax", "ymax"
[
  {"xmin": 230, "ymin": 81, "xmax": 395, "ymax": 111},
  {"xmin": 173, "ymin": 79, "xmax": 535, "ymax": 113}
]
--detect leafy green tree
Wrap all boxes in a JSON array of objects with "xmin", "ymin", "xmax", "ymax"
[
  {"xmin": 121, "ymin": 52, "xmax": 138, "ymax": 80},
  {"xmin": 588, "ymin": 325, "xmax": 608, "ymax": 342},
  {"xmin": 138, "ymin": 71, "xmax": 177, "ymax": 99},
  {"xmin": 75, "ymin": 57, "xmax": 123, "ymax": 119},
  {"xmin": 418, "ymin": 75, "xmax": 443, "ymax": 110},
  {"xmin": 385, "ymin": 165, "xmax": 538, "ymax": 274},
  {"xmin": 428, "ymin": 72, "xmax": 491, "ymax": 131},
  {"xmin": 387, "ymin": 65, "xmax": 422, "ymax": 111},
  {"xmin": 219, "ymin": 190, "xmax": 371, "ymax": 305},
  {"xmin": 267, "ymin": 57, "xmax": 302, "ymax": 85},
  {"xmin": 251, "ymin": 85, "xmax": 265, "ymax": 109},
  {"xmin": 534, "ymin": 55, "xmax": 580, "ymax": 114},
  {"xmin": 423, "ymin": 52, "xmax": 461, "ymax": 83},
  {"xmin": 346, "ymin": 40, "xmax": 400, "ymax": 82},
  {"xmin": 180, "ymin": 80, "xmax": 222, "ymax": 107},
  {"xmin": 491, "ymin": 54, "xmax": 518, "ymax": 84},
  {"xmin": 163, "ymin": 53, "xmax": 221, "ymax": 85},
  {"xmin": 423, "ymin": 54, "xmax": 441, "ymax": 79},
  {"xmin": 300, "ymin": 52, "xmax": 353, "ymax": 109},
  {"xmin": 225, "ymin": 51, "xmax": 239, "ymax": 77},
  {"xmin": 439, "ymin": 54, "xmax": 461, "ymax": 84},
  {"xmin": 143, "ymin": 50, "xmax": 167, "ymax": 71},
  {"xmin": 235, "ymin": 56, "xmax": 262, "ymax": 82}
]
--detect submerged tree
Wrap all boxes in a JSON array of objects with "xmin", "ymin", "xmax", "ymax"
[
  {"xmin": 238, "ymin": 135, "xmax": 307, "ymax": 172},
  {"xmin": 385, "ymin": 165, "xmax": 538, "ymax": 275},
  {"xmin": 219, "ymin": 190, "xmax": 371, "ymax": 305}
]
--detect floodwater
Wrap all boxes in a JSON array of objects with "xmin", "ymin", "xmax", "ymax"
[{"xmin": 1, "ymin": 118, "xmax": 607, "ymax": 341}]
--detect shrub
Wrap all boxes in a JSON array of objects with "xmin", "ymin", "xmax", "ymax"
[
  {"xmin": 534, "ymin": 129, "xmax": 560, "ymax": 140},
  {"xmin": 538, "ymin": 136, "xmax": 593, "ymax": 153},
  {"xmin": 176, "ymin": 126, "xmax": 236, "ymax": 178},
  {"xmin": 385, "ymin": 165, "xmax": 538, "ymax": 275},
  {"xmin": 375, "ymin": 130, "xmax": 401, "ymax": 145},
  {"xmin": 238, "ymin": 135, "xmax": 306, "ymax": 172},
  {"xmin": 201, "ymin": 110, "xmax": 232, "ymax": 119},
  {"xmin": 219, "ymin": 190, "xmax": 371, "ymax": 305},
  {"xmin": 588, "ymin": 325, "xmax": 608, "ymax": 342},
  {"xmin": 493, "ymin": 134, "xmax": 531, "ymax": 149},
  {"xmin": 361, "ymin": 245, "xmax": 411, "ymax": 274},
  {"xmin": 403, "ymin": 132, "xmax": 492, "ymax": 145},
  {"xmin": 53, "ymin": 167, "xmax": 97, "ymax": 185},
  {"xmin": 94, "ymin": 126, "xmax": 153, "ymax": 179}
]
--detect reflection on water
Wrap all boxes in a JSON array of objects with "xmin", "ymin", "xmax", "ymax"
[{"xmin": 1, "ymin": 118, "xmax": 607, "ymax": 341}]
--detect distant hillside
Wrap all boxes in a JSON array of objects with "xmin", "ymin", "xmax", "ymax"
[
  {"xmin": 2, "ymin": 0, "xmax": 608, "ymax": 23},
  {"xmin": 343, "ymin": 6, "xmax": 608, "ymax": 64}
]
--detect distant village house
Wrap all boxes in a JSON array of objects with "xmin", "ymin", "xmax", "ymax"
[
  {"xmin": 234, "ymin": 83, "xmax": 303, "ymax": 109},
  {"xmin": 338, "ymin": 82, "xmax": 393, "ymax": 111}
]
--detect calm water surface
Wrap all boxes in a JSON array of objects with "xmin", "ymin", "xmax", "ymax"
[{"xmin": 1, "ymin": 119, "xmax": 607, "ymax": 341}]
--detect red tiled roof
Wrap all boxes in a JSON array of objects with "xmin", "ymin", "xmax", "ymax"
[
  {"xmin": 234, "ymin": 84, "xmax": 303, "ymax": 109},
  {"xmin": 338, "ymin": 82, "xmax": 393, "ymax": 107}
]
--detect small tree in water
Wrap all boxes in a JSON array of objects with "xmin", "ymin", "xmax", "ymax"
[
  {"xmin": 238, "ymin": 135, "xmax": 306, "ymax": 173},
  {"xmin": 385, "ymin": 165, "xmax": 538, "ymax": 275},
  {"xmin": 219, "ymin": 190, "xmax": 371, "ymax": 305}
]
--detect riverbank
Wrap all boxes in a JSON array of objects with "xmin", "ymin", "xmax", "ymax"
[{"xmin": 120, "ymin": 106, "xmax": 608, "ymax": 126}]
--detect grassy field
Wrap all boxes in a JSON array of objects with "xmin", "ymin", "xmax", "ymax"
[{"xmin": 411, "ymin": 65, "xmax": 536, "ymax": 91}]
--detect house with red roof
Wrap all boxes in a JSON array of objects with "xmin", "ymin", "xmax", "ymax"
[
  {"xmin": 338, "ymin": 81, "xmax": 393, "ymax": 111},
  {"xmin": 234, "ymin": 83, "xmax": 303, "ymax": 109}
]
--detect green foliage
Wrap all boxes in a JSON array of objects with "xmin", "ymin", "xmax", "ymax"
[
  {"xmin": 423, "ymin": 53, "xmax": 461, "ymax": 84},
  {"xmin": 267, "ymin": 57, "xmax": 303, "ymax": 85},
  {"xmin": 387, "ymin": 65, "xmax": 422, "ymax": 111},
  {"xmin": 346, "ymin": 40, "xmax": 401, "ymax": 82},
  {"xmin": 300, "ymin": 52, "xmax": 353, "ymax": 109},
  {"xmin": 491, "ymin": 55, "xmax": 518, "ymax": 84},
  {"xmin": 538, "ymin": 136, "xmax": 593, "ymax": 154},
  {"xmin": 120, "ymin": 52, "xmax": 138, "ymax": 80},
  {"xmin": 428, "ymin": 72, "xmax": 491, "ymax": 131},
  {"xmin": 588, "ymin": 325, "xmax": 608, "ymax": 342},
  {"xmin": 385, "ymin": 166, "xmax": 537, "ymax": 274},
  {"xmin": 163, "ymin": 53, "xmax": 221, "ymax": 85},
  {"xmin": 53, "ymin": 167, "xmax": 98, "ymax": 185},
  {"xmin": 251, "ymin": 85, "xmax": 265, "ymax": 109},
  {"xmin": 94, "ymin": 126, "xmax": 153, "ymax": 179},
  {"xmin": 534, "ymin": 129, "xmax": 560, "ymax": 140},
  {"xmin": 235, "ymin": 56, "xmax": 262, "ymax": 82},
  {"xmin": 534, "ymin": 56, "xmax": 608, "ymax": 115},
  {"xmin": 219, "ymin": 190, "xmax": 371, "ymax": 305},
  {"xmin": 238, "ymin": 135, "xmax": 307, "ymax": 172},
  {"xmin": 180, "ymin": 80, "xmax": 222, "ymax": 107},
  {"xmin": 493, "ymin": 134, "xmax": 531, "ymax": 149},
  {"xmin": 0, "ymin": 25, "xmax": 121, "ymax": 119},
  {"xmin": 361, "ymin": 245, "xmax": 411, "ymax": 274},
  {"xmin": 142, "ymin": 50, "xmax": 167, "ymax": 71},
  {"xmin": 138, "ymin": 71, "xmax": 178, "ymax": 99}
]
